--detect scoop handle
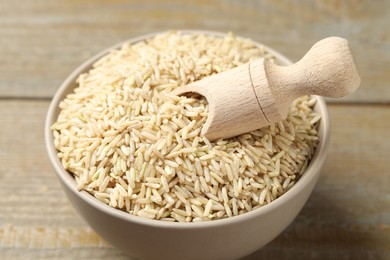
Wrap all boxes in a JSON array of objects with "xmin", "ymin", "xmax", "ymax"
[{"xmin": 264, "ymin": 37, "xmax": 361, "ymax": 115}]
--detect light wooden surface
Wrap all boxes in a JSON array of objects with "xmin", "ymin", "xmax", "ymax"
[
  {"xmin": 0, "ymin": 0, "xmax": 389, "ymax": 259},
  {"xmin": 1, "ymin": 0, "xmax": 389, "ymax": 102}
]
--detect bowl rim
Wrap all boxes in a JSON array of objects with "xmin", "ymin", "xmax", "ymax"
[{"xmin": 45, "ymin": 30, "xmax": 330, "ymax": 229}]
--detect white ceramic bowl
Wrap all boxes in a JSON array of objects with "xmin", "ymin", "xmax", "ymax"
[{"xmin": 45, "ymin": 31, "xmax": 330, "ymax": 260}]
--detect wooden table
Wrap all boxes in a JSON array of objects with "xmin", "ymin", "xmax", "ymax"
[{"xmin": 1, "ymin": 1, "xmax": 389, "ymax": 259}]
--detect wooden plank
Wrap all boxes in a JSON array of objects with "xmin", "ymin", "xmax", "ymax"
[
  {"xmin": 246, "ymin": 104, "xmax": 390, "ymax": 259},
  {"xmin": 0, "ymin": 0, "xmax": 389, "ymax": 102},
  {"xmin": 0, "ymin": 100, "xmax": 389, "ymax": 259}
]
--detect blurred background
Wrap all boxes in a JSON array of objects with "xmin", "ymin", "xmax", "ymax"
[{"xmin": 1, "ymin": 0, "xmax": 389, "ymax": 259}]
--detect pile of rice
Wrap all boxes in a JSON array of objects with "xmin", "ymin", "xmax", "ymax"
[{"xmin": 52, "ymin": 31, "xmax": 320, "ymax": 222}]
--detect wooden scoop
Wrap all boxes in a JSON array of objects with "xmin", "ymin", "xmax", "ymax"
[{"xmin": 173, "ymin": 37, "xmax": 361, "ymax": 141}]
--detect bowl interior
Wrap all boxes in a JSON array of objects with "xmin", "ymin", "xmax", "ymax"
[{"xmin": 45, "ymin": 30, "xmax": 330, "ymax": 228}]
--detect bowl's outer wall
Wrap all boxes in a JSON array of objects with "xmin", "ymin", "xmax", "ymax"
[
  {"xmin": 46, "ymin": 30, "xmax": 330, "ymax": 260},
  {"xmin": 61, "ymin": 171, "xmax": 322, "ymax": 260}
]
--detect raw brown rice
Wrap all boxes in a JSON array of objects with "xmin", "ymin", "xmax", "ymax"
[{"xmin": 52, "ymin": 31, "xmax": 320, "ymax": 222}]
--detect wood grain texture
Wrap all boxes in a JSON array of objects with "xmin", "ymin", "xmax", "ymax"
[
  {"xmin": 0, "ymin": 0, "xmax": 389, "ymax": 102},
  {"xmin": 0, "ymin": 100, "xmax": 388, "ymax": 259},
  {"xmin": 1, "ymin": 1, "xmax": 389, "ymax": 258}
]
